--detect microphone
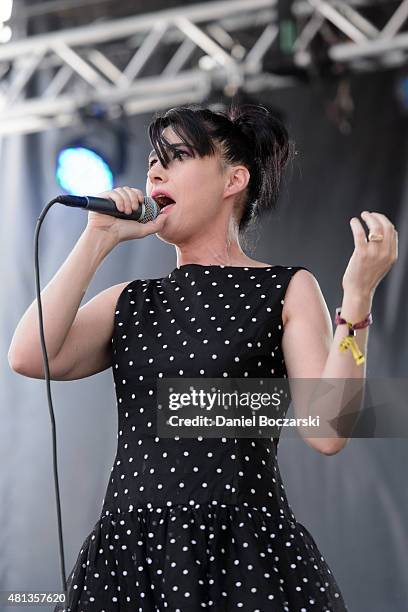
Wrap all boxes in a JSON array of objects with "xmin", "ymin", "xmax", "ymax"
[{"xmin": 57, "ymin": 194, "xmax": 160, "ymax": 223}]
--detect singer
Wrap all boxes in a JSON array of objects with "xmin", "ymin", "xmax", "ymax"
[{"xmin": 9, "ymin": 103, "xmax": 397, "ymax": 611}]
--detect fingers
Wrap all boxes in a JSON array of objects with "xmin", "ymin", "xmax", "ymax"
[
  {"xmin": 121, "ymin": 187, "xmax": 145, "ymax": 214},
  {"xmin": 368, "ymin": 211, "xmax": 398, "ymax": 262},
  {"xmin": 368, "ymin": 211, "xmax": 396, "ymax": 232},
  {"xmin": 98, "ymin": 187, "xmax": 144, "ymax": 215},
  {"xmin": 350, "ymin": 217, "xmax": 367, "ymax": 249},
  {"xmin": 136, "ymin": 210, "xmax": 168, "ymax": 237},
  {"xmin": 360, "ymin": 211, "xmax": 384, "ymax": 239},
  {"xmin": 356, "ymin": 211, "xmax": 398, "ymax": 265}
]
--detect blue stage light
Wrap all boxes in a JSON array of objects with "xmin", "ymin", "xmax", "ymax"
[
  {"xmin": 56, "ymin": 146, "xmax": 114, "ymax": 194},
  {"xmin": 55, "ymin": 105, "xmax": 127, "ymax": 194}
]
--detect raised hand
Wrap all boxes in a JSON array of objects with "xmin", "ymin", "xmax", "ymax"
[
  {"xmin": 86, "ymin": 186, "xmax": 168, "ymax": 244},
  {"xmin": 343, "ymin": 211, "xmax": 398, "ymax": 298}
]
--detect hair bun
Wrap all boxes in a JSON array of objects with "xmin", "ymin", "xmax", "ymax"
[{"xmin": 229, "ymin": 104, "xmax": 291, "ymax": 172}]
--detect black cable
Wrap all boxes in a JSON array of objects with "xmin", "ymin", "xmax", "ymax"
[{"xmin": 34, "ymin": 198, "xmax": 68, "ymax": 595}]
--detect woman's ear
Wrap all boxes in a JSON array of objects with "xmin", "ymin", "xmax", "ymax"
[{"xmin": 224, "ymin": 165, "xmax": 250, "ymax": 199}]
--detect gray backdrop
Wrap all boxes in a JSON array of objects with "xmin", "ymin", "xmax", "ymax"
[{"xmin": 1, "ymin": 70, "xmax": 407, "ymax": 611}]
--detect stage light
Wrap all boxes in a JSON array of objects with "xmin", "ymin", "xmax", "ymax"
[
  {"xmin": 56, "ymin": 147, "xmax": 114, "ymax": 194},
  {"xmin": 55, "ymin": 105, "xmax": 127, "ymax": 195},
  {"xmin": 0, "ymin": 0, "xmax": 13, "ymax": 44}
]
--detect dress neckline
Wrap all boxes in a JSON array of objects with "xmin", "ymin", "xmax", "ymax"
[{"xmin": 173, "ymin": 263, "xmax": 276, "ymax": 271}]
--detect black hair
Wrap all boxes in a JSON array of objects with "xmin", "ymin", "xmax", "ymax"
[{"xmin": 148, "ymin": 102, "xmax": 293, "ymax": 233}]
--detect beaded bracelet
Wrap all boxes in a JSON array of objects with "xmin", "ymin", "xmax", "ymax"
[{"xmin": 335, "ymin": 308, "xmax": 373, "ymax": 365}]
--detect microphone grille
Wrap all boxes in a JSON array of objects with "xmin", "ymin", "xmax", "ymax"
[{"xmin": 141, "ymin": 197, "xmax": 160, "ymax": 223}]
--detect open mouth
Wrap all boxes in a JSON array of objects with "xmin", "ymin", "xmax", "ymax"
[{"xmin": 153, "ymin": 195, "xmax": 176, "ymax": 211}]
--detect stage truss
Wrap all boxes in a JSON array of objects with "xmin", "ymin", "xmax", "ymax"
[{"xmin": 0, "ymin": 0, "xmax": 407, "ymax": 135}]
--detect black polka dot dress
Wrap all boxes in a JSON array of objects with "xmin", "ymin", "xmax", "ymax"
[{"xmin": 55, "ymin": 264, "xmax": 348, "ymax": 612}]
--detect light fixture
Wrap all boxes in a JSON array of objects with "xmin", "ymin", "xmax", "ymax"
[
  {"xmin": 0, "ymin": 0, "xmax": 13, "ymax": 44},
  {"xmin": 55, "ymin": 104, "xmax": 127, "ymax": 195}
]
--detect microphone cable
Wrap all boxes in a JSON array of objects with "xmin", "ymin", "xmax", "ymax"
[
  {"xmin": 33, "ymin": 193, "xmax": 160, "ymax": 594},
  {"xmin": 34, "ymin": 198, "xmax": 68, "ymax": 594}
]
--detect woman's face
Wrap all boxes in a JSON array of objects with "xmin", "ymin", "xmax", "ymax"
[{"xmin": 145, "ymin": 126, "xmax": 245, "ymax": 246}]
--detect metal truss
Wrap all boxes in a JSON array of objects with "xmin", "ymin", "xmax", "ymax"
[
  {"xmin": 293, "ymin": 0, "xmax": 408, "ymax": 69},
  {"xmin": 0, "ymin": 0, "xmax": 407, "ymax": 136},
  {"xmin": 0, "ymin": 0, "xmax": 282, "ymax": 136}
]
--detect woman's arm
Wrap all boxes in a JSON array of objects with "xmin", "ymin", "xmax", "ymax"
[
  {"xmin": 282, "ymin": 211, "xmax": 398, "ymax": 456},
  {"xmin": 8, "ymin": 228, "xmax": 116, "ymax": 378},
  {"xmin": 282, "ymin": 271, "xmax": 372, "ymax": 455},
  {"xmin": 8, "ymin": 186, "xmax": 167, "ymax": 380}
]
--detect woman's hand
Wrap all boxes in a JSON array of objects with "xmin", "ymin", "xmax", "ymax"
[
  {"xmin": 86, "ymin": 186, "xmax": 168, "ymax": 245},
  {"xmin": 343, "ymin": 211, "xmax": 398, "ymax": 298}
]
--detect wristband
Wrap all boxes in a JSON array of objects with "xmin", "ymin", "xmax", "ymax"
[{"xmin": 335, "ymin": 307, "xmax": 373, "ymax": 366}]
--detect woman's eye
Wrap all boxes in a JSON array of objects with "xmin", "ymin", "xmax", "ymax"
[
  {"xmin": 148, "ymin": 150, "xmax": 189, "ymax": 169},
  {"xmin": 173, "ymin": 150, "xmax": 189, "ymax": 160}
]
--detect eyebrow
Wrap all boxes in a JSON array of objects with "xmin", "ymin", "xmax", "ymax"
[{"xmin": 148, "ymin": 143, "xmax": 194, "ymax": 160}]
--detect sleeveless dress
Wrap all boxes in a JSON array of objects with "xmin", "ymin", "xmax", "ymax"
[{"xmin": 55, "ymin": 264, "xmax": 348, "ymax": 612}]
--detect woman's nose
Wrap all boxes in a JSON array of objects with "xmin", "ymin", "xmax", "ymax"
[{"xmin": 148, "ymin": 161, "xmax": 167, "ymax": 182}]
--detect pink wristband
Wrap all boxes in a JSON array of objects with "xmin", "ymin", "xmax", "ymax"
[{"xmin": 335, "ymin": 308, "xmax": 373, "ymax": 330}]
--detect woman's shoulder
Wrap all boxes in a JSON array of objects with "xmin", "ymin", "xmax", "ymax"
[
  {"xmin": 281, "ymin": 267, "xmax": 322, "ymax": 325},
  {"xmin": 107, "ymin": 280, "xmax": 139, "ymax": 314}
]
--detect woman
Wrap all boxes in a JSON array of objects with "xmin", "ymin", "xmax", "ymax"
[{"xmin": 9, "ymin": 103, "xmax": 397, "ymax": 611}]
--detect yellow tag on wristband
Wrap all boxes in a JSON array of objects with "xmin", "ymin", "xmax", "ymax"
[{"xmin": 339, "ymin": 335, "xmax": 365, "ymax": 365}]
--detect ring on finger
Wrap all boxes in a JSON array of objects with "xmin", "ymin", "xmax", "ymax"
[{"xmin": 368, "ymin": 232, "xmax": 384, "ymax": 242}]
